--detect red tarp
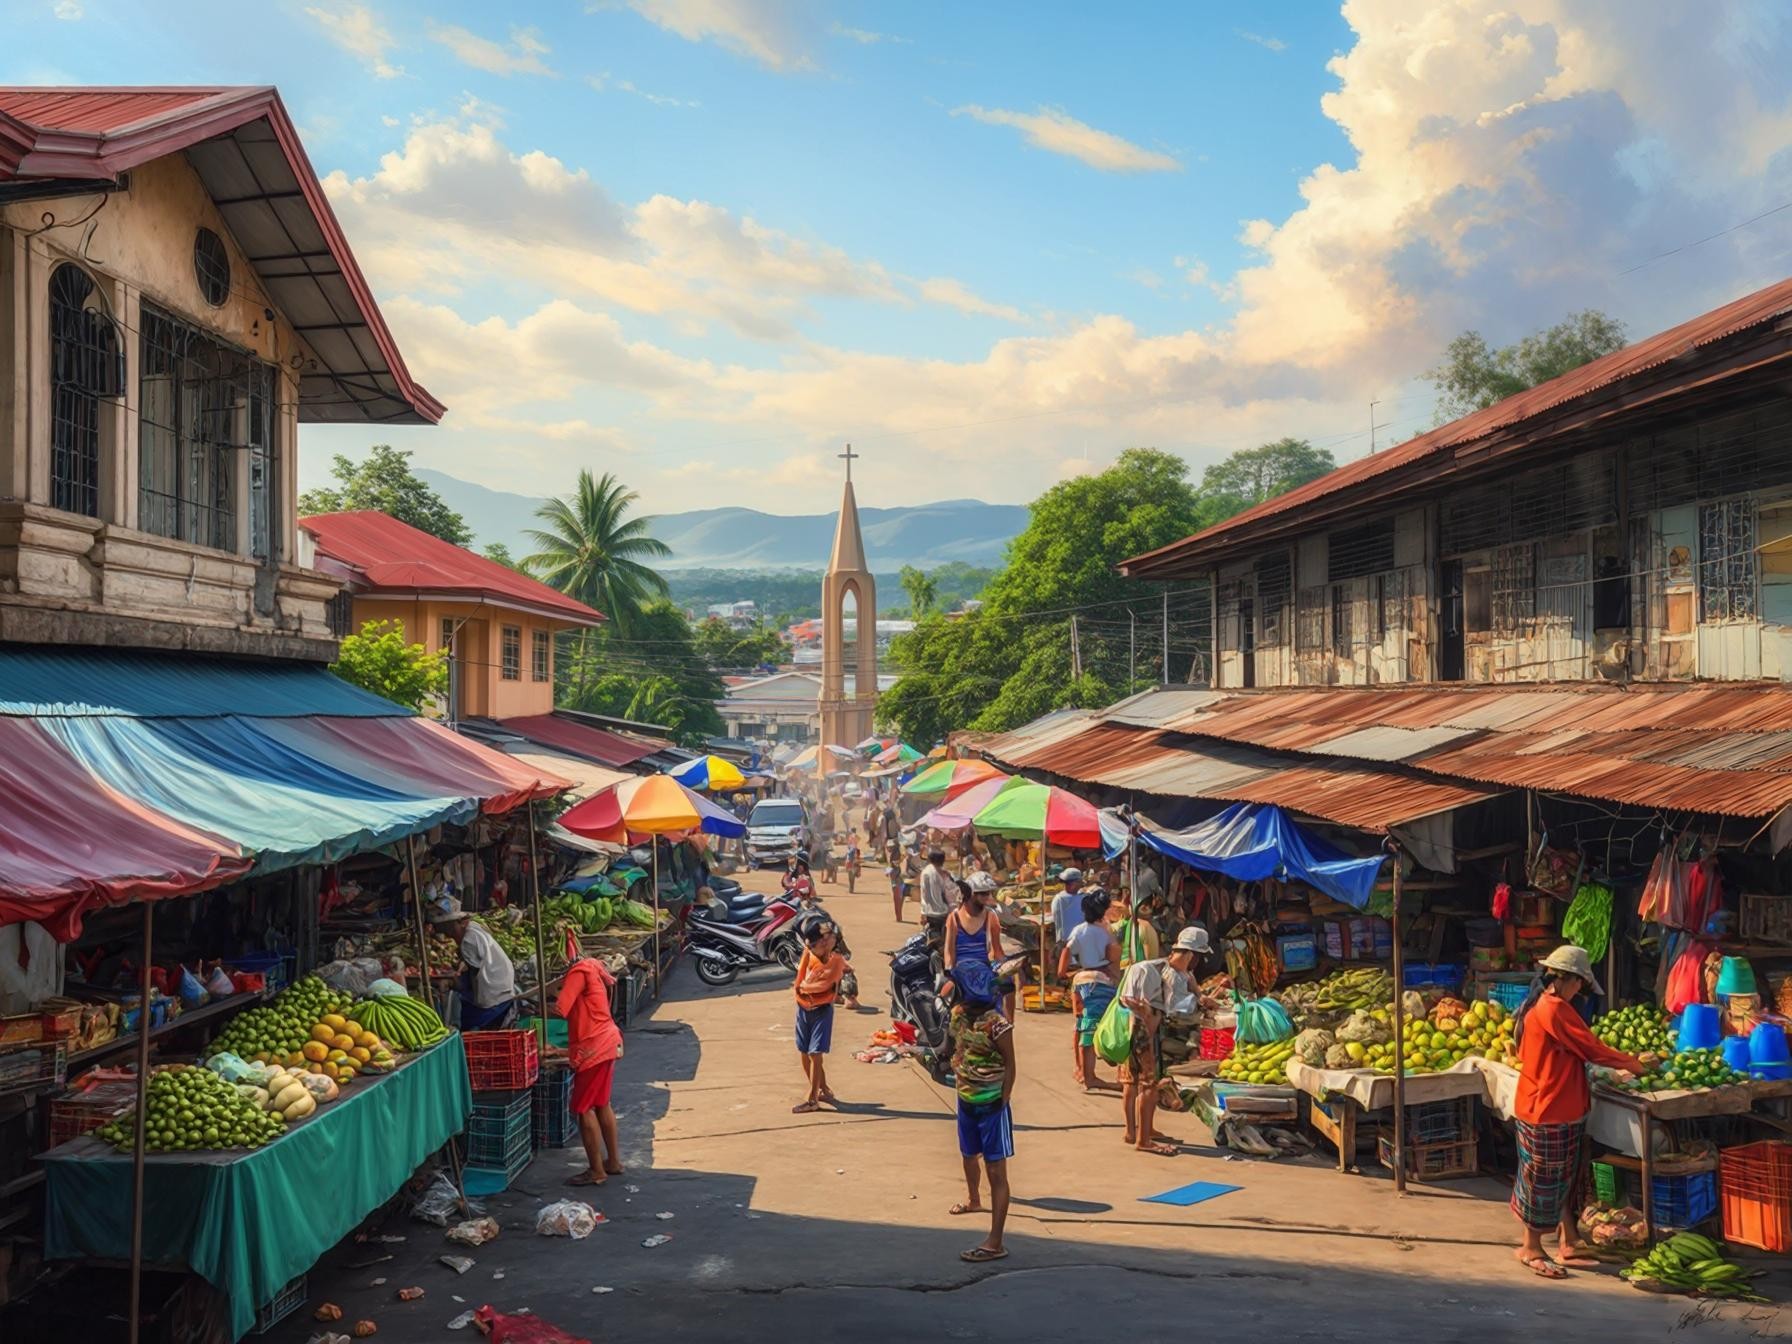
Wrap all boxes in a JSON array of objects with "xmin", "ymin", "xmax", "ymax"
[
  {"xmin": 0, "ymin": 719, "xmax": 250, "ymax": 939},
  {"xmin": 499, "ymin": 714, "xmax": 663, "ymax": 768}
]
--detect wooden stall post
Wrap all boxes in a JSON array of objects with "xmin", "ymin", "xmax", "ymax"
[
  {"xmin": 127, "ymin": 901, "xmax": 154, "ymax": 1344},
  {"xmin": 1388, "ymin": 844, "xmax": 1407, "ymax": 1196},
  {"xmin": 405, "ymin": 833, "xmax": 435, "ymax": 1015},
  {"xmin": 527, "ymin": 806, "xmax": 550, "ymax": 1045}
]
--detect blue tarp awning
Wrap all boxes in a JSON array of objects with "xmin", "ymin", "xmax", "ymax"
[
  {"xmin": 1104, "ymin": 802, "xmax": 1387, "ymax": 909},
  {"xmin": 0, "ymin": 646, "xmax": 404, "ymax": 718}
]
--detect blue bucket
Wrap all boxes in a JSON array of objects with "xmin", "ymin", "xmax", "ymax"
[
  {"xmin": 1722, "ymin": 1034, "xmax": 1753, "ymax": 1072},
  {"xmin": 1676, "ymin": 1003, "xmax": 1721, "ymax": 1052}
]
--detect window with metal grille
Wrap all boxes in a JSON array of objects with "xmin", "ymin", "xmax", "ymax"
[
  {"xmin": 1296, "ymin": 585, "xmax": 1326, "ymax": 653},
  {"xmin": 1327, "ymin": 520, "xmax": 1395, "ymax": 581},
  {"xmin": 139, "ymin": 303, "xmax": 272, "ymax": 552},
  {"xmin": 440, "ymin": 617, "xmax": 456, "ymax": 655},
  {"xmin": 1491, "ymin": 542, "xmax": 1537, "ymax": 632},
  {"xmin": 1330, "ymin": 583, "xmax": 1353, "ymax": 657},
  {"xmin": 49, "ymin": 264, "xmax": 122, "ymax": 518},
  {"xmin": 1698, "ymin": 499, "xmax": 1757, "ymax": 622},
  {"xmin": 325, "ymin": 590, "xmax": 353, "ymax": 637},
  {"xmin": 193, "ymin": 228, "xmax": 230, "ymax": 307},
  {"xmin": 1631, "ymin": 404, "xmax": 1792, "ymax": 514},
  {"xmin": 532, "ymin": 630, "xmax": 550, "ymax": 681},
  {"xmin": 501, "ymin": 625, "xmax": 521, "ymax": 680},
  {"xmin": 1254, "ymin": 550, "xmax": 1291, "ymax": 645}
]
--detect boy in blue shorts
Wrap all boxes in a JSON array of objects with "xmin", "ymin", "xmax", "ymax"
[
  {"xmin": 792, "ymin": 920, "xmax": 846, "ymax": 1113},
  {"xmin": 945, "ymin": 962, "xmax": 1016, "ymax": 1262}
]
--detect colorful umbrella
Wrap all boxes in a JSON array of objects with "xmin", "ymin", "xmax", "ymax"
[
  {"xmin": 969, "ymin": 780, "xmax": 1102, "ymax": 849},
  {"xmin": 901, "ymin": 757, "xmax": 1007, "ymax": 801},
  {"xmin": 872, "ymin": 741, "xmax": 924, "ymax": 766},
  {"xmin": 918, "ymin": 774, "xmax": 1021, "ymax": 831},
  {"xmin": 667, "ymin": 754, "xmax": 747, "ymax": 792},
  {"xmin": 785, "ymin": 743, "xmax": 855, "ymax": 772},
  {"xmin": 856, "ymin": 735, "xmax": 896, "ymax": 756}
]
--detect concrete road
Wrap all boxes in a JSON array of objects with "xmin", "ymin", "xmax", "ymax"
[{"xmin": 283, "ymin": 866, "xmax": 1786, "ymax": 1342}]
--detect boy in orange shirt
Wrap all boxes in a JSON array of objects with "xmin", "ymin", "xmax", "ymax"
[{"xmin": 792, "ymin": 920, "xmax": 848, "ymax": 1113}]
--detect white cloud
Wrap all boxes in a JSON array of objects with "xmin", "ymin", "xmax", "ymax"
[
  {"xmin": 587, "ymin": 73, "xmax": 700, "ymax": 108},
  {"xmin": 622, "ymin": 0, "xmax": 816, "ymax": 71},
  {"xmin": 51, "ymin": 0, "xmax": 81, "ymax": 19},
  {"xmin": 951, "ymin": 105, "xmax": 1180, "ymax": 173},
  {"xmin": 830, "ymin": 22, "xmax": 908, "ymax": 45},
  {"xmin": 304, "ymin": 2, "xmax": 402, "ymax": 78},
  {"xmin": 428, "ymin": 22, "xmax": 555, "ymax": 77},
  {"xmin": 917, "ymin": 277, "xmax": 1024, "ymax": 322},
  {"xmin": 1235, "ymin": 29, "xmax": 1287, "ymax": 53},
  {"xmin": 380, "ymin": 114, "xmax": 400, "ymax": 127}
]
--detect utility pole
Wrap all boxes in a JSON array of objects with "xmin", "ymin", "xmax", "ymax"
[
  {"xmin": 1070, "ymin": 614, "xmax": 1082, "ymax": 679},
  {"xmin": 1369, "ymin": 399, "xmax": 1380, "ymax": 454},
  {"xmin": 1161, "ymin": 591, "xmax": 1170, "ymax": 684},
  {"xmin": 1129, "ymin": 613, "xmax": 1136, "ymax": 691}
]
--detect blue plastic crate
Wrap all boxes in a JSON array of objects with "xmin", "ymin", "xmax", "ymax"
[
  {"xmin": 1277, "ymin": 934, "xmax": 1318, "ymax": 972},
  {"xmin": 1485, "ymin": 978, "xmax": 1533, "ymax": 1012},
  {"xmin": 1402, "ymin": 962, "xmax": 1465, "ymax": 992},
  {"xmin": 533, "ymin": 1065, "xmax": 576, "ymax": 1149},
  {"xmin": 250, "ymin": 1275, "xmax": 306, "ymax": 1335},
  {"xmin": 228, "ymin": 952, "xmax": 296, "ymax": 992},
  {"xmin": 466, "ymin": 1089, "xmax": 531, "ymax": 1170},
  {"xmin": 1652, "ymin": 1169, "xmax": 1718, "ymax": 1229}
]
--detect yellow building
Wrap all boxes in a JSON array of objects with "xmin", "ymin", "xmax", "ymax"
[{"xmin": 299, "ymin": 510, "xmax": 603, "ymax": 721}]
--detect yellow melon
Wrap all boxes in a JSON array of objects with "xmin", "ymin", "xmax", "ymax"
[{"xmin": 302, "ymin": 1040, "xmax": 329, "ymax": 1063}]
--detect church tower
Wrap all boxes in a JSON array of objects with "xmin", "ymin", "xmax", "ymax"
[{"xmin": 818, "ymin": 446, "xmax": 878, "ymax": 747}]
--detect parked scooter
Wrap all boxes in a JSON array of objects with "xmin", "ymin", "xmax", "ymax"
[
  {"xmin": 685, "ymin": 894, "xmax": 801, "ymax": 985},
  {"xmin": 888, "ymin": 932, "xmax": 949, "ymax": 1075}
]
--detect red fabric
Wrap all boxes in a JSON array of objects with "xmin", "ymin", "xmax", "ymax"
[
  {"xmin": 1686, "ymin": 858, "xmax": 1722, "ymax": 934},
  {"xmin": 570, "ymin": 1059, "xmax": 616, "ymax": 1114},
  {"xmin": 555, "ymin": 957, "xmax": 621, "ymax": 1071},
  {"xmin": 1514, "ymin": 993, "xmax": 1644, "ymax": 1124},
  {"xmin": 1492, "ymin": 882, "xmax": 1511, "ymax": 919},
  {"xmin": 498, "ymin": 714, "xmax": 665, "ymax": 768},
  {"xmin": 1665, "ymin": 939, "xmax": 1716, "ymax": 1013},
  {"xmin": 472, "ymin": 1306, "xmax": 590, "ymax": 1344},
  {"xmin": 301, "ymin": 511, "xmax": 602, "ymax": 623},
  {"xmin": 282, "ymin": 715, "xmax": 567, "ymax": 814},
  {"xmin": 0, "ymin": 718, "xmax": 249, "ymax": 940}
]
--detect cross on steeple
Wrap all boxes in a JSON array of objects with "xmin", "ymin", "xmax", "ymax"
[{"xmin": 838, "ymin": 443, "xmax": 859, "ymax": 483}]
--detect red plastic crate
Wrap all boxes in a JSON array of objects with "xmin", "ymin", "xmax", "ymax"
[
  {"xmin": 1720, "ymin": 1140, "xmax": 1792, "ymax": 1253},
  {"xmin": 464, "ymin": 1030, "xmax": 539, "ymax": 1092},
  {"xmin": 1200, "ymin": 1027, "xmax": 1236, "ymax": 1060}
]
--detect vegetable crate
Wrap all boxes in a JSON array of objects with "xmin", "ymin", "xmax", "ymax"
[
  {"xmin": 1740, "ymin": 893, "xmax": 1792, "ymax": 946},
  {"xmin": 532, "ymin": 1064, "xmax": 577, "ymax": 1150},
  {"xmin": 1593, "ymin": 1161, "xmax": 1623, "ymax": 1206},
  {"xmin": 1401, "ymin": 963, "xmax": 1466, "ymax": 993},
  {"xmin": 48, "ymin": 1079, "xmax": 140, "ymax": 1148},
  {"xmin": 0, "ymin": 1042, "xmax": 65, "ymax": 1097},
  {"xmin": 1404, "ymin": 1098, "xmax": 1471, "ymax": 1145},
  {"xmin": 227, "ymin": 951, "xmax": 295, "ymax": 993},
  {"xmin": 1477, "ymin": 973, "xmax": 1533, "ymax": 1013},
  {"xmin": 1651, "ymin": 1169, "xmax": 1719, "ymax": 1230},
  {"xmin": 466, "ymin": 1088, "xmax": 534, "ymax": 1179},
  {"xmin": 251, "ymin": 1274, "xmax": 307, "ymax": 1335},
  {"xmin": 464, "ymin": 1029, "xmax": 539, "ymax": 1091},
  {"xmin": 1199, "ymin": 1027, "xmax": 1236, "ymax": 1060},
  {"xmin": 1719, "ymin": 1140, "xmax": 1792, "ymax": 1252},
  {"xmin": 1377, "ymin": 1128, "xmax": 1477, "ymax": 1182}
]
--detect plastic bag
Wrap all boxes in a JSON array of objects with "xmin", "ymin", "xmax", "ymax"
[
  {"xmin": 1093, "ymin": 997, "xmax": 1134, "ymax": 1066},
  {"xmin": 177, "ymin": 964, "xmax": 209, "ymax": 1008},
  {"xmin": 205, "ymin": 964, "xmax": 236, "ymax": 999},
  {"xmin": 205, "ymin": 1051, "xmax": 256, "ymax": 1083},
  {"xmin": 535, "ymin": 1200, "xmax": 600, "ymax": 1239},
  {"xmin": 445, "ymin": 1217, "xmax": 499, "ymax": 1246},
  {"xmin": 367, "ymin": 978, "xmax": 409, "ymax": 999},
  {"xmin": 316, "ymin": 958, "xmax": 386, "ymax": 1000},
  {"xmin": 410, "ymin": 1171, "xmax": 479, "ymax": 1226}
]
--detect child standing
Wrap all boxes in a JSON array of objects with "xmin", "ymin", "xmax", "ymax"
[
  {"xmin": 792, "ymin": 920, "xmax": 847, "ymax": 1114},
  {"xmin": 945, "ymin": 962, "xmax": 1016, "ymax": 1263}
]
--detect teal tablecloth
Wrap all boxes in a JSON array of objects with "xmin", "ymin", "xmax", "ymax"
[{"xmin": 41, "ymin": 1034, "xmax": 471, "ymax": 1340}]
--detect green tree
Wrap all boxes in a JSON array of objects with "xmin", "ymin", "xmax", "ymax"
[
  {"xmin": 1428, "ymin": 309, "xmax": 1627, "ymax": 422},
  {"xmin": 691, "ymin": 617, "xmax": 790, "ymax": 669},
  {"xmin": 329, "ymin": 619, "xmax": 448, "ymax": 711},
  {"xmin": 556, "ymin": 599, "xmax": 724, "ymax": 745},
  {"xmin": 898, "ymin": 565, "xmax": 938, "ymax": 618},
  {"xmin": 481, "ymin": 541, "xmax": 523, "ymax": 571},
  {"xmin": 523, "ymin": 470, "xmax": 671, "ymax": 639},
  {"xmin": 1195, "ymin": 437, "xmax": 1335, "ymax": 528},
  {"xmin": 880, "ymin": 448, "xmax": 1200, "ymax": 743},
  {"xmin": 297, "ymin": 445, "xmax": 472, "ymax": 545}
]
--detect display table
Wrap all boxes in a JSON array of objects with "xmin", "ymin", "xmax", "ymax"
[
  {"xmin": 1287, "ymin": 1058, "xmax": 1488, "ymax": 1172},
  {"xmin": 40, "ymin": 1034, "xmax": 471, "ymax": 1341}
]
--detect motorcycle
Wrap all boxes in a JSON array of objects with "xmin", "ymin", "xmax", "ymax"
[
  {"xmin": 685, "ymin": 894, "xmax": 802, "ymax": 986},
  {"xmin": 888, "ymin": 931, "xmax": 950, "ymax": 1076}
]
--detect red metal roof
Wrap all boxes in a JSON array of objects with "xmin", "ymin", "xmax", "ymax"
[
  {"xmin": 0, "ymin": 85, "xmax": 442, "ymax": 425},
  {"xmin": 1124, "ymin": 274, "xmax": 1792, "ymax": 576},
  {"xmin": 499, "ymin": 714, "xmax": 663, "ymax": 769},
  {"xmin": 300, "ymin": 511, "xmax": 603, "ymax": 626}
]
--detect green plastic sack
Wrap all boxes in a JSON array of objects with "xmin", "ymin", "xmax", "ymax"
[
  {"xmin": 1094, "ymin": 996, "xmax": 1135, "ymax": 1066},
  {"xmin": 1563, "ymin": 881, "xmax": 1613, "ymax": 963}
]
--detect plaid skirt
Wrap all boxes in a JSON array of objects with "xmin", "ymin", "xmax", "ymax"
[{"xmin": 1511, "ymin": 1119, "xmax": 1589, "ymax": 1229}]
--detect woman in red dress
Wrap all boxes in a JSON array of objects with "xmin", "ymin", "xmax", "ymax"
[{"xmin": 556, "ymin": 930, "xmax": 625, "ymax": 1186}]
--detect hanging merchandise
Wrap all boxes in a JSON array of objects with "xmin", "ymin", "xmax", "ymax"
[
  {"xmin": 1235, "ymin": 996, "xmax": 1295, "ymax": 1045},
  {"xmin": 1562, "ymin": 881, "xmax": 1614, "ymax": 963},
  {"xmin": 1527, "ymin": 836, "xmax": 1580, "ymax": 898},
  {"xmin": 1492, "ymin": 881, "xmax": 1512, "ymax": 920},
  {"xmin": 1685, "ymin": 857, "xmax": 1724, "ymax": 936},
  {"xmin": 1664, "ymin": 939, "xmax": 1718, "ymax": 1014}
]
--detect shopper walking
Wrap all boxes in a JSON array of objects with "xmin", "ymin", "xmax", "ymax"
[
  {"xmin": 1048, "ymin": 869, "xmax": 1086, "ymax": 951},
  {"xmin": 555, "ymin": 930, "xmax": 624, "ymax": 1187},
  {"xmin": 919, "ymin": 848, "xmax": 954, "ymax": 941},
  {"xmin": 944, "ymin": 961, "xmax": 1015, "ymax": 1263},
  {"xmin": 792, "ymin": 920, "xmax": 848, "ymax": 1113},
  {"xmin": 1510, "ymin": 945, "xmax": 1648, "ymax": 1279},
  {"xmin": 943, "ymin": 872, "xmax": 1014, "ymax": 1019},
  {"xmin": 1058, "ymin": 891, "xmax": 1119, "ymax": 1092},
  {"xmin": 1117, "ymin": 926, "xmax": 1207, "ymax": 1155}
]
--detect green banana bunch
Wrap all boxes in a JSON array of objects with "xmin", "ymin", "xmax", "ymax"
[
  {"xmin": 351, "ymin": 994, "xmax": 451, "ymax": 1051},
  {"xmin": 1620, "ymin": 1234, "xmax": 1768, "ymax": 1301}
]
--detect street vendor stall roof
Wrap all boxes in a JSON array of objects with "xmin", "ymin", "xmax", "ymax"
[
  {"xmin": 496, "ymin": 712, "xmax": 667, "ymax": 770},
  {"xmin": 0, "ymin": 648, "xmax": 568, "ymax": 936}
]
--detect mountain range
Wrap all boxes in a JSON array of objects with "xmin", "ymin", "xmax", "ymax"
[{"xmin": 417, "ymin": 470, "xmax": 1029, "ymax": 571}]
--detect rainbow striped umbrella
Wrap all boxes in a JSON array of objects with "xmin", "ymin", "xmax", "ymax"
[
  {"xmin": 872, "ymin": 741, "xmax": 925, "ymax": 766},
  {"xmin": 918, "ymin": 774, "xmax": 1018, "ymax": 831},
  {"xmin": 901, "ymin": 757, "xmax": 1006, "ymax": 801}
]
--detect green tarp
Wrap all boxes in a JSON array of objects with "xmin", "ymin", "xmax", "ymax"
[{"xmin": 41, "ymin": 1035, "xmax": 471, "ymax": 1340}]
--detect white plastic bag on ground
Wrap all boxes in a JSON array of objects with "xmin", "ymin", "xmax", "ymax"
[
  {"xmin": 535, "ymin": 1200, "xmax": 600, "ymax": 1239},
  {"xmin": 410, "ymin": 1172, "xmax": 479, "ymax": 1226}
]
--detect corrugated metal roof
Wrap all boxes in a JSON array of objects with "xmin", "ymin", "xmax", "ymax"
[
  {"xmin": 981, "ymin": 720, "xmax": 1501, "ymax": 832},
  {"xmin": 1101, "ymin": 687, "xmax": 1228, "ymax": 729},
  {"xmin": 1123, "ymin": 275, "xmax": 1792, "ymax": 577}
]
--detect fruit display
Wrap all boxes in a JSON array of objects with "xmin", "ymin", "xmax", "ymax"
[
  {"xmin": 349, "ymin": 993, "xmax": 450, "ymax": 1051},
  {"xmin": 1593, "ymin": 1003, "xmax": 1673, "ymax": 1056},
  {"xmin": 472, "ymin": 911, "xmax": 545, "ymax": 966},
  {"xmin": 1235, "ymin": 996, "xmax": 1294, "ymax": 1044},
  {"xmin": 1613, "ymin": 1047, "xmax": 1748, "ymax": 1093},
  {"xmin": 207, "ymin": 975, "xmax": 354, "ymax": 1063},
  {"xmin": 1298, "ymin": 998, "xmax": 1519, "ymax": 1074},
  {"xmin": 93, "ymin": 1065, "xmax": 285, "ymax": 1152},
  {"xmin": 1277, "ymin": 967, "xmax": 1393, "ymax": 1023},
  {"xmin": 1218, "ymin": 1038, "xmax": 1296, "ymax": 1085},
  {"xmin": 544, "ymin": 893, "xmax": 614, "ymax": 935},
  {"xmin": 1620, "ymin": 1232, "xmax": 1767, "ymax": 1301}
]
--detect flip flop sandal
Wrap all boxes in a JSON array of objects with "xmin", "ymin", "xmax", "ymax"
[
  {"xmin": 948, "ymin": 1202, "xmax": 982, "ymax": 1216},
  {"xmin": 1519, "ymin": 1255, "xmax": 1567, "ymax": 1280},
  {"xmin": 1138, "ymin": 1142, "xmax": 1179, "ymax": 1156},
  {"xmin": 792, "ymin": 1101, "xmax": 821, "ymax": 1113},
  {"xmin": 565, "ymin": 1171, "xmax": 602, "ymax": 1187},
  {"xmin": 960, "ymin": 1246, "xmax": 1008, "ymax": 1263}
]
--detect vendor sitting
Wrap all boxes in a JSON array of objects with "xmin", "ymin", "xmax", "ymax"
[{"xmin": 430, "ymin": 895, "xmax": 517, "ymax": 1031}]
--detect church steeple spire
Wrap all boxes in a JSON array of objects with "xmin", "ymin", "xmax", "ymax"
[{"xmin": 818, "ymin": 444, "xmax": 878, "ymax": 748}]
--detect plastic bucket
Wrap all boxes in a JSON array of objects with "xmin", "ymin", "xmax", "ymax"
[
  {"xmin": 1677, "ymin": 1003, "xmax": 1722, "ymax": 1052},
  {"xmin": 1722, "ymin": 1035, "xmax": 1754, "ymax": 1072},
  {"xmin": 1749, "ymin": 1022, "xmax": 1790, "ymax": 1066}
]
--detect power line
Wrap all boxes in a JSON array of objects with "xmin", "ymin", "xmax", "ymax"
[{"xmin": 1618, "ymin": 198, "xmax": 1792, "ymax": 277}]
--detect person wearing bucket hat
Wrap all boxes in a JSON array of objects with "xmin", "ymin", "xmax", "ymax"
[
  {"xmin": 943, "ymin": 961, "xmax": 1016, "ymax": 1264},
  {"xmin": 429, "ymin": 894, "xmax": 516, "ymax": 1031},
  {"xmin": 1115, "ymin": 926, "xmax": 1209, "ymax": 1156},
  {"xmin": 1509, "ymin": 943, "xmax": 1650, "ymax": 1280}
]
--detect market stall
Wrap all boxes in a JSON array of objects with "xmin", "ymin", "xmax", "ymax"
[{"xmin": 40, "ymin": 1034, "xmax": 469, "ymax": 1340}]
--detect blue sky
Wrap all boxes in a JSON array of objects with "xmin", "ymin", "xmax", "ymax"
[{"xmin": 9, "ymin": 2, "xmax": 1792, "ymax": 520}]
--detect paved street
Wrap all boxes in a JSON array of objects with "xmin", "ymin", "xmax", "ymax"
[{"xmin": 281, "ymin": 868, "xmax": 1787, "ymax": 1342}]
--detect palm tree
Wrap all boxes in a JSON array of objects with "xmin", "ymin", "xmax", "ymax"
[{"xmin": 524, "ymin": 472, "xmax": 672, "ymax": 695}]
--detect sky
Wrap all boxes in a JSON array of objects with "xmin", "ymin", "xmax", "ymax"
[{"xmin": 9, "ymin": 1, "xmax": 1792, "ymax": 518}]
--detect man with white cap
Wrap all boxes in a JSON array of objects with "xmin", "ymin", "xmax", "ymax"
[
  {"xmin": 429, "ymin": 894, "xmax": 517, "ymax": 1031},
  {"xmin": 1049, "ymin": 868, "xmax": 1086, "ymax": 948},
  {"xmin": 1116, "ymin": 925, "xmax": 1209, "ymax": 1156}
]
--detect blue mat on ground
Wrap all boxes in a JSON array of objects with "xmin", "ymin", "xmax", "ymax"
[{"xmin": 1139, "ymin": 1181, "xmax": 1241, "ymax": 1207}]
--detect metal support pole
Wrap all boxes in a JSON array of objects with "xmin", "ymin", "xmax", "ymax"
[
  {"xmin": 1162, "ymin": 592, "xmax": 1170, "ymax": 684},
  {"xmin": 127, "ymin": 901, "xmax": 154, "ymax": 1344},
  {"xmin": 652, "ymin": 839, "xmax": 662, "ymax": 997},
  {"xmin": 527, "ymin": 806, "xmax": 550, "ymax": 1044},
  {"xmin": 1388, "ymin": 845, "xmax": 1407, "ymax": 1196},
  {"xmin": 406, "ymin": 834, "xmax": 435, "ymax": 1015},
  {"xmin": 1037, "ymin": 863, "xmax": 1047, "ymax": 1011},
  {"xmin": 1129, "ymin": 614, "xmax": 1136, "ymax": 692}
]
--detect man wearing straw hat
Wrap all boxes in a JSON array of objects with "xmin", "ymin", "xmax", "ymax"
[{"xmin": 429, "ymin": 894, "xmax": 515, "ymax": 1031}]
